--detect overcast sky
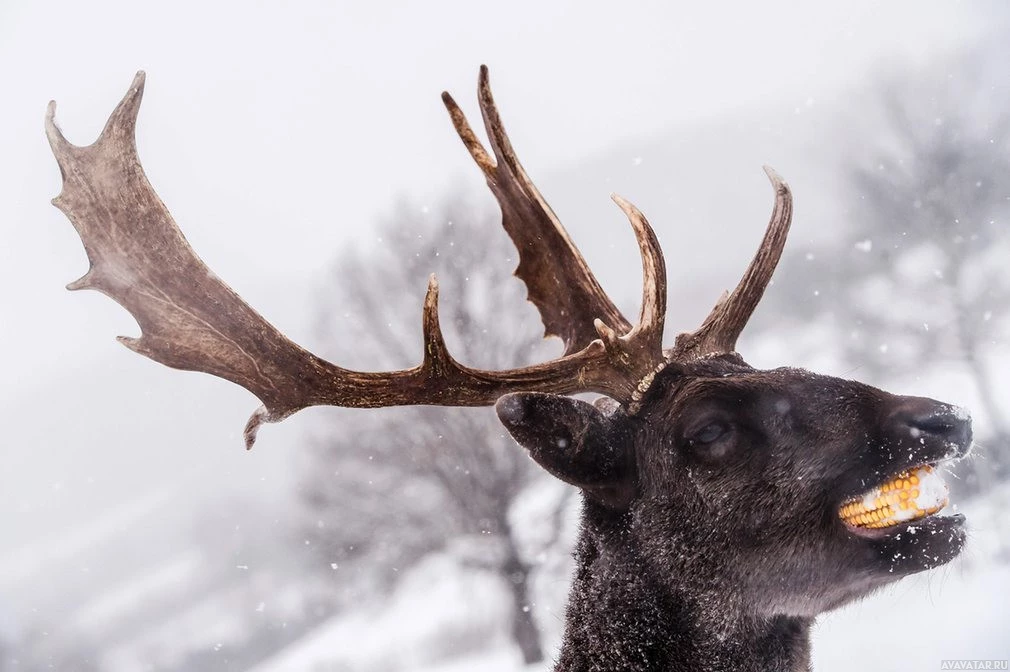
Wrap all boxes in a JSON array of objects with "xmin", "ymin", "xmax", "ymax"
[
  {"xmin": 0, "ymin": 0, "xmax": 987, "ymax": 388},
  {"xmin": 0, "ymin": 0, "xmax": 995, "ymax": 615}
]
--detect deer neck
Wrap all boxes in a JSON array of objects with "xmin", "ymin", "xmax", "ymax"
[{"xmin": 555, "ymin": 512, "xmax": 812, "ymax": 672}]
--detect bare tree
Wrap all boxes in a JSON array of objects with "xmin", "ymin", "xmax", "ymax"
[
  {"xmin": 773, "ymin": 50, "xmax": 1010, "ymax": 484},
  {"xmin": 299, "ymin": 195, "xmax": 563, "ymax": 663}
]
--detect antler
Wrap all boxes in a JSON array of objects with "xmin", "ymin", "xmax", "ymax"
[
  {"xmin": 672, "ymin": 167, "xmax": 793, "ymax": 358},
  {"xmin": 441, "ymin": 66, "xmax": 636, "ymax": 356},
  {"xmin": 441, "ymin": 67, "xmax": 792, "ymax": 362},
  {"xmin": 46, "ymin": 70, "xmax": 669, "ymax": 448}
]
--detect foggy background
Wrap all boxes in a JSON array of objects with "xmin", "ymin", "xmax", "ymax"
[{"xmin": 1, "ymin": 1, "xmax": 1008, "ymax": 669}]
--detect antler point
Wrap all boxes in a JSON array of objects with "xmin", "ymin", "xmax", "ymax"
[
  {"xmin": 66, "ymin": 272, "xmax": 92, "ymax": 291},
  {"xmin": 477, "ymin": 66, "xmax": 492, "ymax": 99},
  {"xmin": 594, "ymin": 318, "xmax": 618, "ymax": 342},
  {"xmin": 762, "ymin": 165, "xmax": 789, "ymax": 193},
  {"xmin": 116, "ymin": 335, "xmax": 141, "ymax": 352},
  {"xmin": 129, "ymin": 71, "xmax": 147, "ymax": 96},
  {"xmin": 44, "ymin": 100, "xmax": 72, "ymax": 154},
  {"xmin": 244, "ymin": 405, "xmax": 271, "ymax": 450},
  {"xmin": 610, "ymin": 193, "xmax": 640, "ymax": 219}
]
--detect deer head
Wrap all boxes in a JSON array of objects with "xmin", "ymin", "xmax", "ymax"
[{"xmin": 46, "ymin": 68, "xmax": 972, "ymax": 669}]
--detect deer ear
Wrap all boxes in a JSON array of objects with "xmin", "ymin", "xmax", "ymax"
[{"xmin": 496, "ymin": 392, "xmax": 635, "ymax": 509}]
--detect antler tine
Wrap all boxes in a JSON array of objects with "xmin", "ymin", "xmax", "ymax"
[
  {"xmin": 442, "ymin": 66, "xmax": 631, "ymax": 355},
  {"xmin": 611, "ymin": 194, "xmax": 666, "ymax": 351},
  {"xmin": 441, "ymin": 91, "xmax": 496, "ymax": 180},
  {"xmin": 419, "ymin": 274, "xmax": 457, "ymax": 376},
  {"xmin": 243, "ymin": 275, "xmax": 459, "ymax": 449},
  {"xmin": 590, "ymin": 194, "xmax": 669, "ymax": 414},
  {"xmin": 675, "ymin": 167, "xmax": 793, "ymax": 357}
]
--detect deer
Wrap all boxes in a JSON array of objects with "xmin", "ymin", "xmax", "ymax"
[{"xmin": 45, "ymin": 67, "xmax": 973, "ymax": 672}]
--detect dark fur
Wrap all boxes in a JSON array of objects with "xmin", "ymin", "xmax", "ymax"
[{"xmin": 496, "ymin": 354, "xmax": 971, "ymax": 671}]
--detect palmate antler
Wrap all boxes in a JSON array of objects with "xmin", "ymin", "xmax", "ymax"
[{"xmin": 45, "ymin": 67, "xmax": 792, "ymax": 448}]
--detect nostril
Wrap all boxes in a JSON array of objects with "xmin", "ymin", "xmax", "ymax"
[
  {"xmin": 903, "ymin": 411, "xmax": 973, "ymax": 453},
  {"xmin": 908, "ymin": 414, "xmax": 956, "ymax": 437},
  {"xmin": 889, "ymin": 396, "xmax": 974, "ymax": 451}
]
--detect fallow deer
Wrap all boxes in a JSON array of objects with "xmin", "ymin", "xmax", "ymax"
[{"xmin": 45, "ymin": 68, "xmax": 972, "ymax": 671}]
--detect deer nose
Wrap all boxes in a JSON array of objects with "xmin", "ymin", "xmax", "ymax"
[{"xmin": 888, "ymin": 397, "xmax": 973, "ymax": 456}]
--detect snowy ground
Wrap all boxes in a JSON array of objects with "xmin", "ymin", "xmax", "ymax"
[
  {"xmin": 4, "ymin": 347, "xmax": 1005, "ymax": 671},
  {"xmin": 251, "ymin": 484, "xmax": 1010, "ymax": 672}
]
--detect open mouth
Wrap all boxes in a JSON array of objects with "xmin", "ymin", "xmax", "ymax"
[{"xmin": 838, "ymin": 464, "xmax": 951, "ymax": 535}]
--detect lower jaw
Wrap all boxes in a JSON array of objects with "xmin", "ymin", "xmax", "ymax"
[
  {"xmin": 871, "ymin": 513, "xmax": 968, "ymax": 572},
  {"xmin": 845, "ymin": 510, "xmax": 966, "ymax": 541}
]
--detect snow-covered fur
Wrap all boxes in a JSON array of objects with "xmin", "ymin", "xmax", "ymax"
[{"xmin": 496, "ymin": 354, "xmax": 972, "ymax": 672}]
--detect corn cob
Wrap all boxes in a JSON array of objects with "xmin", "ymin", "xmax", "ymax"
[{"xmin": 839, "ymin": 465, "xmax": 949, "ymax": 529}]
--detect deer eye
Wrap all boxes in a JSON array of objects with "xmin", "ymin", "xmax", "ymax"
[{"xmin": 688, "ymin": 421, "xmax": 730, "ymax": 446}]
